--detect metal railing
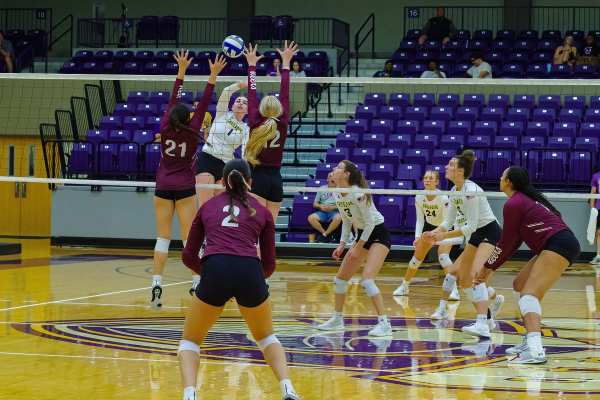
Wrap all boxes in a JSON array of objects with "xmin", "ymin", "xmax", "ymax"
[
  {"xmin": 46, "ymin": 14, "xmax": 73, "ymax": 72},
  {"xmin": 1, "ymin": 8, "xmax": 53, "ymax": 39},
  {"xmin": 354, "ymin": 13, "xmax": 375, "ymax": 77}
]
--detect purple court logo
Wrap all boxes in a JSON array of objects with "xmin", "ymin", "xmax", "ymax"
[{"xmin": 11, "ymin": 316, "xmax": 597, "ymax": 394}]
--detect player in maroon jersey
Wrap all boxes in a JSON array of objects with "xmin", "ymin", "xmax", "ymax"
[
  {"xmin": 150, "ymin": 50, "xmax": 227, "ymax": 308},
  {"xmin": 179, "ymin": 159, "xmax": 300, "ymax": 400},
  {"xmin": 476, "ymin": 166, "xmax": 580, "ymax": 364},
  {"xmin": 243, "ymin": 41, "xmax": 298, "ymax": 220}
]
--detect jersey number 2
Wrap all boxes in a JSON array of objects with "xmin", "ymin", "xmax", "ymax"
[
  {"xmin": 269, "ymin": 130, "xmax": 281, "ymax": 148},
  {"xmin": 164, "ymin": 140, "xmax": 187, "ymax": 157},
  {"xmin": 221, "ymin": 205, "xmax": 241, "ymax": 227}
]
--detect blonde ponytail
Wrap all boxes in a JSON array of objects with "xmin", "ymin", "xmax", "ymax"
[{"xmin": 244, "ymin": 95, "xmax": 283, "ymax": 166}]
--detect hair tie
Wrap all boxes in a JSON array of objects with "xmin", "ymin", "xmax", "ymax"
[
  {"xmin": 268, "ymin": 116, "xmax": 280, "ymax": 122},
  {"xmin": 227, "ymin": 169, "xmax": 251, "ymax": 191}
]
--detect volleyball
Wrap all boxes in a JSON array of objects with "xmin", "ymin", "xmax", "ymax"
[{"xmin": 222, "ymin": 35, "xmax": 245, "ymax": 58}]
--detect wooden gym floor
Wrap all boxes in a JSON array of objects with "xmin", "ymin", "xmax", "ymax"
[{"xmin": 1, "ymin": 239, "xmax": 600, "ymax": 399}]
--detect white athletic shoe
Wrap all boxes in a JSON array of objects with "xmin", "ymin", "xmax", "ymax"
[
  {"xmin": 150, "ymin": 285, "xmax": 163, "ymax": 309},
  {"xmin": 448, "ymin": 284, "xmax": 460, "ymax": 301},
  {"xmin": 506, "ymin": 336, "xmax": 528, "ymax": 355},
  {"xmin": 316, "ymin": 315, "xmax": 345, "ymax": 331},
  {"xmin": 508, "ymin": 348, "xmax": 547, "ymax": 364},
  {"xmin": 393, "ymin": 281, "xmax": 410, "ymax": 296},
  {"xmin": 590, "ymin": 255, "xmax": 600, "ymax": 265},
  {"xmin": 488, "ymin": 318, "xmax": 497, "ymax": 331},
  {"xmin": 489, "ymin": 294, "xmax": 505, "ymax": 319},
  {"xmin": 462, "ymin": 322, "xmax": 491, "ymax": 338},
  {"xmin": 431, "ymin": 303, "xmax": 449, "ymax": 320},
  {"xmin": 368, "ymin": 320, "xmax": 393, "ymax": 337}
]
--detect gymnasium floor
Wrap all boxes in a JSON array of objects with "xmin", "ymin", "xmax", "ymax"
[{"xmin": 1, "ymin": 239, "xmax": 600, "ymax": 399}]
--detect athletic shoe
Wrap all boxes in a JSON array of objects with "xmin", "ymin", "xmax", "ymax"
[
  {"xmin": 591, "ymin": 255, "xmax": 600, "ymax": 265},
  {"xmin": 489, "ymin": 294, "xmax": 505, "ymax": 319},
  {"xmin": 393, "ymin": 281, "xmax": 409, "ymax": 296},
  {"xmin": 368, "ymin": 320, "xmax": 393, "ymax": 337},
  {"xmin": 150, "ymin": 285, "xmax": 162, "ymax": 309},
  {"xmin": 431, "ymin": 303, "xmax": 449, "ymax": 320},
  {"xmin": 462, "ymin": 322, "xmax": 491, "ymax": 338},
  {"xmin": 488, "ymin": 318, "xmax": 497, "ymax": 331},
  {"xmin": 506, "ymin": 336, "xmax": 528, "ymax": 355},
  {"xmin": 508, "ymin": 348, "xmax": 547, "ymax": 364},
  {"xmin": 448, "ymin": 284, "xmax": 460, "ymax": 301},
  {"xmin": 316, "ymin": 315, "xmax": 345, "ymax": 331}
]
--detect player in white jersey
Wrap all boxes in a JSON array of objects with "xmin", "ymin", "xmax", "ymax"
[
  {"xmin": 393, "ymin": 170, "xmax": 460, "ymax": 300},
  {"xmin": 317, "ymin": 160, "xmax": 393, "ymax": 337},
  {"xmin": 196, "ymin": 81, "xmax": 250, "ymax": 207},
  {"xmin": 424, "ymin": 150, "xmax": 505, "ymax": 338}
]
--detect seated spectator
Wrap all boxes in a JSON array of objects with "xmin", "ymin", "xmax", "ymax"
[
  {"xmin": 268, "ymin": 58, "xmax": 281, "ymax": 76},
  {"xmin": 290, "ymin": 60, "xmax": 306, "ymax": 77},
  {"xmin": 308, "ymin": 173, "xmax": 341, "ymax": 243},
  {"xmin": 553, "ymin": 36, "xmax": 577, "ymax": 66},
  {"xmin": 420, "ymin": 60, "xmax": 446, "ymax": 78},
  {"xmin": 373, "ymin": 60, "xmax": 393, "ymax": 77},
  {"xmin": 466, "ymin": 53, "xmax": 492, "ymax": 79},
  {"xmin": 0, "ymin": 32, "xmax": 14, "ymax": 73},
  {"xmin": 580, "ymin": 34, "xmax": 599, "ymax": 63},
  {"xmin": 418, "ymin": 7, "xmax": 456, "ymax": 45}
]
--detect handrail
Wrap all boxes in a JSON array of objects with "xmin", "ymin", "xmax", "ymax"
[
  {"xmin": 289, "ymin": 111, "xmax": 302, "ymax": 165},
  {"xmin": 354, "ymin": 13, "xmax": 375, "ymax": 77},
  {"xmin": 46, "ymin": 14, "xmax": 73, "ymax": 72}
]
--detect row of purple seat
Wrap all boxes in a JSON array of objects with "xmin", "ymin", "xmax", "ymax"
[{"xmin": 403, "ymin": 28, "xmax": 600, "ymax": 43}]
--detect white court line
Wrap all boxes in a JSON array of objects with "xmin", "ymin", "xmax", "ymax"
[
  {"xmin": 586, "ymin": 285, "xmax": 597, "ymax": 314},
  {"xmin": 0, "ymin": 281, "xmax": 190, "ymax": 312}
]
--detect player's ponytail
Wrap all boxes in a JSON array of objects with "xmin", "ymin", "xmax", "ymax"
[
  {"xmin": 505, "ymin": 166, "xmax": 560, "ymax": 216},
  {"xmin": 168, "ymin": 104, "xmax": 200, "ymax": 137},
  {"xmin": 455, "ymin": 149, "xmax": 476, "ymax": 179},
  {"xmin": 341, "ymin": 160, "xmax": 372, "ymax": 206},
  {"xmin": 244, "ymin": 95, "xmax": 283, "ymax": 166},
  {"xmin": 223, "ymin": 159, "xmax": 256, "ymax": 221}
]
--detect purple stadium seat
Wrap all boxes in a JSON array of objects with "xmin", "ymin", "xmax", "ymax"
[
  {"xmin": 369, "ymin": 164, "xmax": 395, "ymax": 182},
  {"xmin": 379, "ymin": 106, "xmax": 403, "ymax": 122},
  {"xmin": 488, "ymin": 94, "xmax": 510, "ymax": 109},
  {"xmin": 149, "ymin": 91, "xmax": 170, "ymax": 105},
  {"xmin": 522, "ymin": 136, "xmax": 545, "ymax": 150},
  {"xmin": 414, "ymin": 93, "xmax": 436, "ymax": 108},
  {"xmin": 117, "ymin": 143, "xmax": 139, "ymax": 173},
  {"xmin": 136, "ymin": 103, "xmax": 158, "ymax": 118},
  {"xmin": 378, "ymin": 197, "xmax": 404, "ymax": 230},
  {"xmin": 397, "ymin": 164, "xmax": 422, "ymax": 182},
  {"xmin": 355, "ymin": 105, "xmax": 378, "ymax": 120},
  {"xmin": 497, "ymin": 29, "xmax": 515, "ymax": 40},
  {"xmin": 494, "ymin": 135, "xmax": 518, "ymax": 149},
  {"xmin": 502, "ymin": 63, "xmax": 524, "ymax": 78},
  {"xmin": 145, "ymin": 116, "xmax": 161, "ymax": 132},
  {"xmin": 113, "ymin": 103, "xmax": 135, "ymax": 117},
  {"xmin": 455, "ymin": 106, "xmax": 479, "ymax": 122},
  {"xmin": 491, "ymin": 39, "xmax": 512, "ymax": 52},
  {"xmin": 399, "ymin": 39, "xmax": 417, "ymax": 50},
  {"xmin": 404, "ymin": 106, "xmax": 429, "ymax": 122},
  {"xmin": 547, "ymin": 136, "xmax": 572, "ymax": 149},
  {"xmin": 371, "ymin": 119, "xmax": 394, "ymax": 134},
  {"xmin": 463, "ymin": 94, "xmax": 485, "ymax": 108},
  {"xmin": 388, "ymin": 180, "xmax": 415, "ymax": 191},
  {"xmin": 439, "ymin": 50, "xmax": 459, "ymax": 62},
  {"xmin": 336, "ymin": 133, "xmax": 359, "ymax": 148},
  {"xmin": 591, "ymin": 97, "xmax": 600, "ymax": 109},
  {"xmin": 405, "ymin": 197, "xmax": 417, "ymax": 228},
  {"xmin": 396, "ymin": 120, "xmax": 420, "ymax": 136},
  {"xmin": 69, "ymin": 143, "xmax": 93, "ymax": 174},
  {"xmin": 132, "ymin": 130, "xmax": 154, "ymax": 144},
  {"xmin": 127, "ymin": 91, "xmax": 149, "ymax": 106},
  {"xmin": 415, "ymin": 50, "xmax": 440, "ymax": 63},
  {"xmin": 432, "ymin": 149, "xmax": 455, "ymax": 165},
  {"xmin": 99, "ymin": 116, "xmax": 122, "ymax": 130},
  {"xmin": 163, "ymin": 62, "xmax": 178, "ymax": 75},
  {"xmin": 142, "ymin": 62, "xmax": 162, "ymax": 75},
  {"xmin": 305, "ymin": 178, "xmax": 326, "ymax": 187},
  {"xmin": 473, "ymin": 121, "xmax": 498, "ymax": 136},
  {"xmin": 532, "ymin": 108, "xmax": 556, "ymax": 123},
  {"xmin": 143, "ymin": 143, "xmax": 160, "ymax": 174},
  {"xmin": 109, "ymin": 129, "xmax": 132, "ymax": 142},
  {"xmin": 414, "ymin": 134, "xmax": 439, "ymax": 149},
  {"xmin": 98, "ymin": 144, "xmax": 118, "ymax": 173},
  {"xmin": 82, "ymin": 61, "xmax": 101, "ymax": 74},
  {"xmin": 558, "ymin": 108, "xmax": 582, "ymax": 124},
  {"xmin": 566, "ymin": 30, "xmax": 584, "ymax": 41},
  {"xmin": 403, "ymin": 149, "xmax": 430, "ymax": 168},
  {"xmin": 440, "ymin": 134, "xmax": 464, "ymax": 150},
  {"xmin": 123, "ymin": 116, "xmax": 144, "ymax": 131},
  {"xmin": 542, "ymin": 30, "xmax": 561, "ymax": 41},
  {"xmin": 73, "ymin": 50, "xmax": 94, "ymax": 62},
  {"xmin": 526, "ymin": 121, "xmax": 551, "ymax": 137},
  {"xmin": 564, "ymin": 96, "xmax": 586, "ymax": 110},
  {"xmin": 575, "ymin": 137, "xmax": 599, "ymax": 152},
  {"xmin": 447, "ymin": 121, "xmax": 472, "ymax": 135},
  {"xmin": 526, "ymin": 63, "xmax": 548, "ymax": 78},
  {"xmin": 392, "ymin": 50, "xmax": 412, "ymax": 63},
  {"xmin": 467, "ymin": 134, "xmax": 492, "ymax": 148},
  {"xmin": 363, "ymin": 133, "xmax": 386, "ymax": 149},
  {"xmin": 86, "ymin": 129, "xmax": 108, "ymax": 145},
  {"xmin": 470, "ymin": 149, "xmax": 486, "ymax": 180},
  {"xmin": 443, "ymin": 39, "xmax": 463, "ymax": 51},
  {"xmin": 486, "ymin": 150, "xmax": 513, "ymax": 180},
  {"xmin": 388, "ymin": 93, "xmax": 410, "ymax": 108},
  {"xmin": 575, "ymin": 64, "xmax": 596, "ymax": 78},
  {"xmin": 551, "ymin": 64, "xmax": 573, "ymax": 78},
  {"xmin": 423, "ymin": 39, "xmax": 441, "ymax": 50},
  {"xmin": 514, "ymin": 39, "xmax": 536, "ymax": 52},
  {"xmin": 553, "ymin": 122, "xmax": 577, "ymax": 137},
  {"xmin": 421, "ymin": 120, "xmax": 445, "ymax": 136},
  {"xmin": 135, "ymin": 50, "xmax": 154, "ymax": 62},
  {"xmin": 508, "ymin": 51, "xmax": 529, "ymax": 64},
  {"xmin": 531, "ymin": 52, "xmax": 553, "ymax": 63},
  {"xmin": 513, "ymin": 94, "xmax": 535, "ymax": 109},
  {"xmin": 537, "ymin": 39, "xmax": 556, "ymax": 51},
  {"xmin": 539, "ymin": 151, "xmax": 567, "ymax": 182},
  {"xmin": 506, "ymin": 107, "xmax": 530, "ymax": 123},
  {"xmin": 315, "ymin": 163, "xmax": 335, "ymax": 179},
  {"xmin": 364, "ymin": 92, "xmax": 386, "ymax": 107},
  {"xmin": 406, "ymin": 63, "xmax": 427, "ymax": 77},
  {"xmin": 538, "ymin": 95, "xmax": 561, "ymax": 110},
  {"xmin": 389, "ymin": 134, "xmax": 413, "ymax": 149},
  {"xmin": 585, "ymin": 109, "xmax": 600, "ymax": 122},
  {"xmin": 289, "ymin": 194, "xmax": 316, "ymax": 228},
  {"xmin": 580, "ymin": 123, "xmax": 600, "ymax": 138},
  {"xmin": 474, "ymin": 29, "xmax": 493, "ymax": 41},
  {"xmin": 325, "ymin": 147, "xmax": 348, "ymax": 163},
  {"xmin": 481, "ymin": 107, "xmax": 505, "ymax": 123},
  {"xmin": 179, "ymin": 90, "xmax": 194, "ymax": 104},
  {"xmin": 438, "ymin": 93, "xmax": 460, "ymax": 109},
  {"xmin": 569, "ymin": 151, "xmax": 592, "ymax": 183},
  {"xmin": 429, "ymin": 107, "xmax": 454, "ymax": 122},
  {"xmin": 500, "ymin": 121, "xmax": 525, "ymax": 136},
  {"xmin": 59, "ymin": 61, "xmax": 80, "ymax": 73},
  {"xmin": 352, "ymin": 148, "xmax": 377, "ymax": 163},
  {"xmin": 376, "ymin": 146, "xmax": 402, "ymax": 165},
  {"xmin": 122, "ymin": 61, "xmax": 140, "ymax": 74},
  {"xmin": 345, "ymin": 119, "xmax": 369, "ymax": 134}
]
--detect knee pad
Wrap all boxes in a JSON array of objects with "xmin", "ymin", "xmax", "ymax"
[
  {"xmin": 473, "ymin": 283, "xmax": 489, "ymax": 302},
  {"xmin": 487, "ymin": 286, "xmax": 496, "ymax": 299},
  {"xmin": 438, "ymin": 253, "xmax": 453, "ymax": 269},
  {"xmin": 154, "ymin": 237, "xmax": 170, "ymax": 253},
  {"xmin": 361, "ymin": 279, "xmax": 380, "ymax": 297},
  {"xmin": 462, "ymin": 287, "xmax": 475, "ymax": 302},
  {"xmin": 256, "ymin": 334, "xmax": 280, "ymax": 351},
  {"xmin": 178, "ymin": 339, "xmax": 200, "ymax": 355},
  {"xmin": 519, "ymin": 294, "xmax": 542, "ymax": 316},
  {"xmin": 442, "ymin": 274, "xmax": 457, "ymax": 293},
  {"xmin": 408, "ymin": 256, "xmax": 422, "ymax": 270},
  {"xmin": 334, "ymin": 277, "xmax": 349, "ymax": 294}
]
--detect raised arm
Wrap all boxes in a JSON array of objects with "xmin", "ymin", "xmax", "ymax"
[
  {"xmin": 182, "ymin": 209, "xmax": 206, "ymax": 274},
  {"xmin": 259, "ymin": 211, "xmax": 277, "ymax": 278},
  {"xmin": 189, "ymin": 55, "xmax": 227, "ymax": 132},
  {"xmin": 216, "ymin": 81, "xmax": 247, "ymax": 120},
  {"xmin": 276, "ymin": 40, "xmax": 297, "ymax": 122},
  {"xmin": 160, "ymin": 49, "xmax": 193, "ymax": 131},
  {"xmin": 243, "ymin": 43, "xmax": 263, "ymax": 128}
]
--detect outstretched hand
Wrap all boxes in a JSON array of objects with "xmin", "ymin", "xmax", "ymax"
[
  {"xmin": 243, "ymin": 43, "xmax": 263, "ymax": 67},
  {"xmin": 209, "ymin": 54, "xmax": 228, "ymax": 75},
  {"xmin": 173, "ymin": 49, "xmax": 194, "ymax": 70},
  {"xmin": 276, "ymin": 40, "xmax": 299, "ymax": 68}
]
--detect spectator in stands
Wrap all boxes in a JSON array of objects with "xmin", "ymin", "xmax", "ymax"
[
  {"xmin": 290, "ymin": 60, "xmax": 306, "ymax": 77},
  {"xmin": 581, "ymin": 34, "xmax": 599, "ymax": 60},
  {"xmin": 420, "ymin": 60, "xmax": 446, "ymax": 78},
  {"xmin": 308, "ymin": 173, "xmax": 342, "ymax": 243},
  {"xmin": 0, "ymin": 32, "xmax": 14, "ymax": 73},
  {"xmin": 268, "ymin": 58, "xmax": 281, "ymax": 76},
  {"xmin": 417, "ymin": 7, "xmax": 457, "ymax": 45},
  {"xmin": 373, "ymin": 60, "xmax": 393, "ymax": 77},
  {"xmin": 466, "ymin": 53, "xmax": 492, "ymax": 79},
  {"xmin": 553, "ymin": 36, "xmax": 577, "ymax": 66}
]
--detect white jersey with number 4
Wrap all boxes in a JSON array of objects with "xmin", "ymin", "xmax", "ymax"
[{"xmin": 335, "ymin": 186, "xmax": 385, "ymax": 244}]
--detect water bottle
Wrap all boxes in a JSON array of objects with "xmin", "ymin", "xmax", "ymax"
[{"xmin": 546, "ymin": 63, "xmax": 552, "ymax": 73}]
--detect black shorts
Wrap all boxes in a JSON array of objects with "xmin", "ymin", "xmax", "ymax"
[
  {"xmin": 251, "ymin": 166, "xmax": 283, "ymax": 202},
  {"xmin": 356, "ymin": 223, "xmax": 392, "ymax": 250},
  {"xmin": 596, "ymin": 212, "xmax": 600, "ymax": 230},
  {"xmin": 154, "ymin": 188, "xmax": 196, "ymax": 201},
  {"xmin": 542, "ymin": 229, "xmax": 581, "ymax": 265},
  {"xmin": 423, "ymin": 221, "xmax": 437, "ymax": 233},
  {"xmin": 195, "ymin": 254, "xmax": 269, "ymax": 308},
  {"xmin": 196, "ymin": 151, "xmax": 226, "ymax": 181},
  {"xmin": 468, "ymin": 221, "xmax": 502, "ymax": 247}
]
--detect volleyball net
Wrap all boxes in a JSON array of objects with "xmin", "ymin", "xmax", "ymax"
[{"xmin": 1, "ymin": 73, "xmax": 600, "ymax": 249}]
